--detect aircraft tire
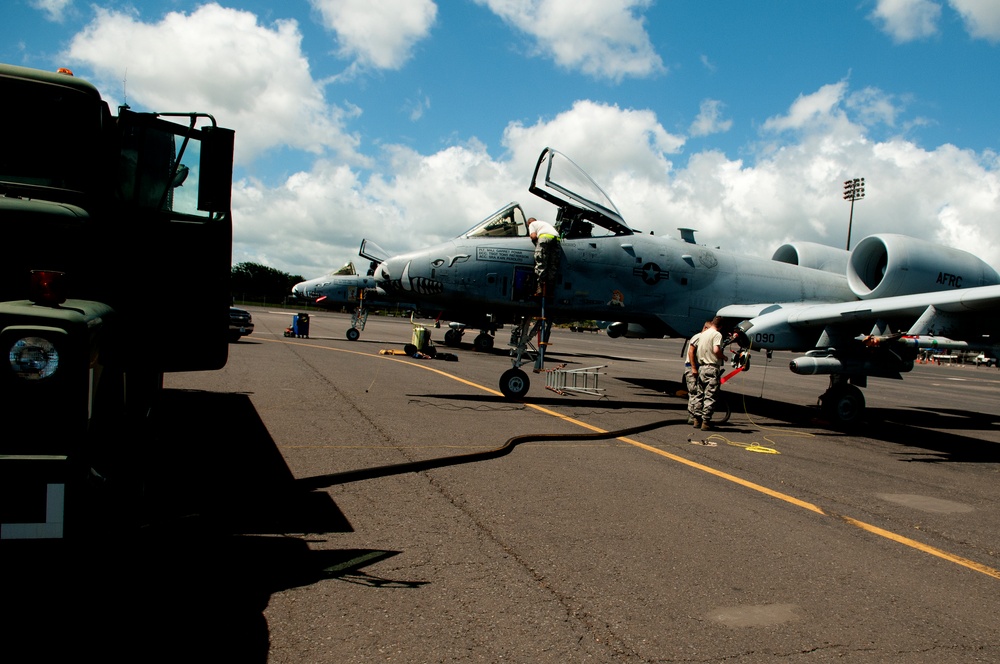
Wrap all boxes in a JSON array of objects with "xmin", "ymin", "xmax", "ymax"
[
  {"xmin": 714, "ymin": 396, "xmax": 731, "ymax": 425},
  {"xmin": 444, "ymin": 329, "xmax": 462, "ymax": 346},
  {"xmin": 820, "ymin": 383, "xmax": 865, "ymax": 426},
  {"xmin": 346, "ymin": 328, "xmax": 361, "ymax": 341},
  {"xmin": 499, "ymin": 368, "xmax": 530, "ymax": 399},
  {"xmin": 473, "ymin": 333, "xmax": 494, "ymax": 352}
]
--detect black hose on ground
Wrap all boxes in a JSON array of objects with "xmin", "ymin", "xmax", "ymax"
[{"xmin": 297, "ymin": 417, "xmax": 679, "ymax": 490}]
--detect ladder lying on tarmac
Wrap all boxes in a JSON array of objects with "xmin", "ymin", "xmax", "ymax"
[{"xmin": 543, "ymin": 364, "xmax": 606, "ymax": 396}]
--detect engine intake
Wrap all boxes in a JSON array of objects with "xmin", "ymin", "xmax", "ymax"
[
  {"xmin": 847, "ymin": 234, "xmax": 1000, "ymax": 300},
  {"xmin": 771, "ymin": 241, "xmax": 849, "ymax": 275}
]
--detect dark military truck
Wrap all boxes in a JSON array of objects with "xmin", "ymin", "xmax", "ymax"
[{"xmin": 0, "ymin": 63, "xmax": 235, "ymax": 539}]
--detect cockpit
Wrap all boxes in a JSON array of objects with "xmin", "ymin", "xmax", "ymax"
[
  {"xmin": 458, "ymin": 148, "xmax": 635, "ymax": 241},
  {"xmin": 463, "ymin": 202, "xmax": 528, "ymax": 238}
]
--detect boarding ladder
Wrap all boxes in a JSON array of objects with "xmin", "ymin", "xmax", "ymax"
[{"xmin": 508, "ymin": 282, "xmax": 606, "ymax": 397}]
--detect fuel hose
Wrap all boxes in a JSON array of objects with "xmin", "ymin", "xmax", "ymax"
[{"xmin": 297, "ymin": 417, "xmax": 678, "ymax": 490}]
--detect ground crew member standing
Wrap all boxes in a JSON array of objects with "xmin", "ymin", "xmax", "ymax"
[
  {"xmin": 527, "ymin": 217, "xmax": 559, "ymax": 295},
  {"xmin": 693, "ymin": 316, "xmax": 726, "ymax": 430},
  {"xmin": 685, "ymin": 321, "xmax": 711, "ymax": 425}
]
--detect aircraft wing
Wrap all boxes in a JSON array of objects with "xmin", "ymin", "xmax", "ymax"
[{"xmin": 721, "ymin": 284, "xmax": 1000, "ymax": 352}]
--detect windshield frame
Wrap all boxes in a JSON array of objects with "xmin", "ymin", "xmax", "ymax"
[
  {"xmin": 528, "ymin": 148, "xmax": 632, "ymax": 236},
  {"xmin": 459, "ymin": 202, "xmax": 528, "ymax": 239}
]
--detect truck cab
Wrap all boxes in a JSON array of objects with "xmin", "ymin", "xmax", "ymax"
[{"xmin": 0, "ymin": 63, "xmax": 235, "ymax": 539}]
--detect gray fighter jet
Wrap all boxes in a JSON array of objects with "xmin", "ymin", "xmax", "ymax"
[
  {"xmin": 372, "ymin": 147, "xmax": 1000, "ymax": 424},
  {"xmin": 290, "ymin": 241, "xmax": 395, "ymax": 340}
]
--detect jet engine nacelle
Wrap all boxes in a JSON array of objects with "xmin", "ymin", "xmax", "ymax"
[
  {"xmin": 604, "ymin": 322, "xmax": 662, "ymax": 339},
  {"xmin": 771, "ymin": 241, "xmax": 849, "ymax": 275},
  {"xmin": 847, "ymin": 234, "xmax": 1000, "ymax": 300}
]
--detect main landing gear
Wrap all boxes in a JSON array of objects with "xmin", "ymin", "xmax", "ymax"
[
  {"xmin": 443, "ymin": 323, "xmax": 496, "ymax": 352},
  {"xmin": 818, "ymin": 378, "xmax": 865, "ymax": 426},
  {"xmin": 731, "ymin": 329, "xmax": 868, "ymax": 427},
  {"xmin": 500, "ymin": 318, "xmax": 550, "ymax": 398},
  {"xmin": 499, "ymin": 284, "xmax": 552, "ymax": 399}
]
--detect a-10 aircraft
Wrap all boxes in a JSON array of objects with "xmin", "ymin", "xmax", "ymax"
[
  {"xmin": 291, "ymin": 260, "xmax": 377, "ymax": 310},
  {"xmin": 370, "ymin": 147, "xmax": 1000, "ymax": 424},
  {"xmin": 290, "ymin": 241, "xmax": 391, "ymax": 340},
  {"xmin": 291, "ymin": 241, "xmax": 506, "ymax": 346}
]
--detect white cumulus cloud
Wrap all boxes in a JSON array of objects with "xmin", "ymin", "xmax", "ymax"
[
  {"xmin": 311, "ymin": 0, "xmax": 438, "ymax": 70},
  {"xmin": 64, "ymin": 3, "xmax": 363, "ymax": 165},
  {"xmin": 30, "ymin": 0, "xmax": 73, "ymax": 23},
  {"xmin": 871, "ymin": 0, "xmax": 1000, "ymax": 42},
  {"xmin": 949, "ymin": 0, "xmax": 1000, "ymax": 41},
  {"xmin": 475, "ymin": 0, "xmax": 664, "ymax": 81},
  {"xmin": 689, "ymin": 100, "xmax": 733, "ymax": 138},
  {"xmin": 870, "ymin": 0, "xmax": 942, "ymax": 42}
]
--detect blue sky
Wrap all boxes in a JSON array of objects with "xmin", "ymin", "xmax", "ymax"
[{"xmin": 5, "ymin": 0, "xmax": 1000, "ymax": 278}]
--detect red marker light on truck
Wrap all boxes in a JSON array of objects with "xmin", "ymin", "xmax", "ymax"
[{"xmin": 29, "ymin": 270, "xmax": 68, "ymax": 306}]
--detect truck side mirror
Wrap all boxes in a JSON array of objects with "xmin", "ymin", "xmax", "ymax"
[{"xmin": 198, "ymin": 125, "xmax": 234, "ymax": 212}]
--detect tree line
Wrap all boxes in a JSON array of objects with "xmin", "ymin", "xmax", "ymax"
[{"xmin": 231, "ymin": 262, "xmax": 305, "ymax": 304}]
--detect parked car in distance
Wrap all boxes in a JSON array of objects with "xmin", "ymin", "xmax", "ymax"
[
  {"xmin": 229, "ymin": 306, "xmax": 254, "ymax": 342},
  {"xmin": 974, "ymin": 352, "xmax": 998, "ymax": 367}
]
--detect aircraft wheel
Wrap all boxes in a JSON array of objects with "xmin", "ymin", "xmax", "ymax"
[
  {"xmin": 346, "ymin": 328, "xmax": 361, "ymax": 341},
  {"xmin": 820, "ymin": 384, "xmax": 865, "ymax": 426},
  {"xmin": 716, "ymin": 394, "xmax": 731, "ymax": 425},
  {"xmin": 444, "ymin": 329, "xmax": 462, "ymax": 346},
  {"xmin": 499, "ymin": 368, "xmax": 530, "ymax": 399},
  {"xmin": 473, "ymin": 333, "xmax": 494, "ymax": 352}
]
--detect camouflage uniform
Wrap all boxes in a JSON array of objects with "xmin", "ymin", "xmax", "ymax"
[
  {"xmin": 685, "ymin": 330, "xmax": 703, "ymax": 421},
  {"xmin": 528, "ymin": 218, "xmax": 559, "ymax": 292},
  {"xmin": 694, "ymin": 326, "xmax": 724, "ymax": 424}
]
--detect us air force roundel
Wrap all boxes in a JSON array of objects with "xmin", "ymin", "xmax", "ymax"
[{"xmin": 634, "ymin": 262, "xmax": 666, "ymax": 285}]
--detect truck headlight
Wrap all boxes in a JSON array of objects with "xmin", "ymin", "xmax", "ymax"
[{"xmin": 9, "ymin": 336, "xmax": 60, "ymax": 379}]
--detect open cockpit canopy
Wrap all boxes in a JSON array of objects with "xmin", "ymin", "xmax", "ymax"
[
  {"xmin": 458, "ymin": 148, "xmax": 634, "ymax": 241},
  {"xmin": 529, "ymin": 148, "xmax": 633, "ymax": 238}
]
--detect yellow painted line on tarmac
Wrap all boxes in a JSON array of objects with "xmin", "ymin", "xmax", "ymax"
[
  {"xmin": 261, "ymin": 337, "xmax": 505, "ymax": 395},
  {"xmin": 840, "ymin": 516, "xmax": 1000, "ymax": 580},
  {"xmin": 268, "ymin": 337, "xmax": 1000, "ymax": 581}
]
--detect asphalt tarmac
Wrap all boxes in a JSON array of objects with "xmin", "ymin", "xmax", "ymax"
[{"xmin": 9, "ymin": 307, "xmax": 1000, "ymax": 662}]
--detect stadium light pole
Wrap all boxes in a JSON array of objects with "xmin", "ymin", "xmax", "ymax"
[{"xmin": 843, "ymin": 177, "xmax": 865, "ymax": 250}]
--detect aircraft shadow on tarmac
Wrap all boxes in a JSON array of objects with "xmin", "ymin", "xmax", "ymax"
[{"xmin": 414, "ymin": 375, "xmax": 1000, "ymax": 465}]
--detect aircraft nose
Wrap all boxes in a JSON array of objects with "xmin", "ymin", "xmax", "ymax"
[
  {"xmin": 374, "ymin": 261, "xmax": 395, "ymax": 287},
  {"xmin": 376, "ymin": 255, "xmax": 445, "ymax": 296}
]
